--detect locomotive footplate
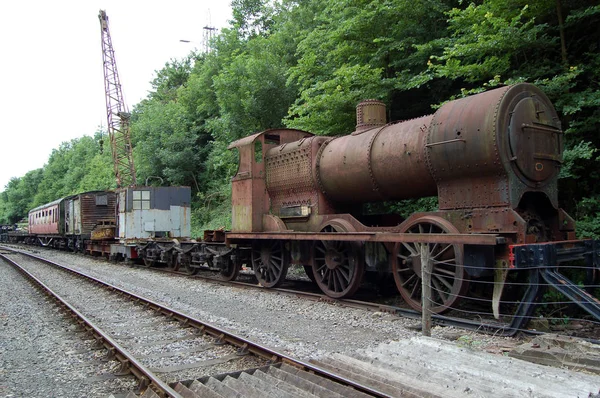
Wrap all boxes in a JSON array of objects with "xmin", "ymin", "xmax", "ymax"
[
  {"xmin": 226, "ymin": 231, "xmax": 504, "ymax": 245},
  {"xmin": 508, "ymin": 239, "xmax": 600, "ymax": 331}
]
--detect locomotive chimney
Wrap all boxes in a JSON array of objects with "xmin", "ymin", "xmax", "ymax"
[{"xmin": 356, "ymin": 99, "xmax": 386, "ymax": 132}]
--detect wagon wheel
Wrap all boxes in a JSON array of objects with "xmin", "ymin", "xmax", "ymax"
[
  {"xmin": 313, "ymin": 221, "xmax": 364, "ymax": 299},
  {"xmin": 180, "ymin": 251, "xmax": 200, "ymax": 275},
  {"xmin": 251, "ymin": 240, "xmax": 289, "ymax": 288},
  {"xmin": 219, "ymin": 256, "xmax": 240, "ymax": 281},
  {"xmin": 158, "ymin": 249, "xmax": 174, "ymax": 270},
  {"xmin": 142, "ymin": 257, "xmax": 155, "ymax": 268},
  {"xmin": 391, "ymin": 216, "xmax": 466, "ymax": 313}
]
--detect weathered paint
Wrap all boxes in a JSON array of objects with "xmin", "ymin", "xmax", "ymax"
[{"xmin": 117, "ymin": 186, "xmax": 191, "ymax": 240}]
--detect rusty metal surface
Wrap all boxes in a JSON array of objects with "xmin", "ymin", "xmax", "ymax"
[
  {"xmin": 73, "ymin": 191, "xmax": 117, "ymax": 237},
  {"xmin": 428, "ymin": 83, "xmax": 562, "ymax": 210},
  {"xmin": 230, "ymin": 129, "xmax": 315, "ymax": 232},
  {"xmin": 265, "ymin": 136, "xmax": 328, "ymax": 219},
  {"xmin": 90, "ymin": 226, "xmax": 116, "ymax": 240},
  {"xmin": 226, "ymin": 231, "xmax": 500, "ymax": 245},
  {"xmin": 317, "ymin": 115, "xmax": 436, "ymax": 203},
  {"xmin": 313, "ymin": 84, "xmax": 561, "ymax": 212},
  {"xmin": 354, "ymin": 99, "xmax": 386, "ymax": 133}
]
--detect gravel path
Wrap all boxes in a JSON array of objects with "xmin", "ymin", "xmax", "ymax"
[{"xmin": 0, "ymin": 254, "xmax": 137, "ymax": 397}]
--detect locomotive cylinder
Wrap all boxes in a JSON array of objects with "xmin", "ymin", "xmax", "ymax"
[{"xmin": 317, "ymin": 83, "xmax": 562, "ymax": 206}]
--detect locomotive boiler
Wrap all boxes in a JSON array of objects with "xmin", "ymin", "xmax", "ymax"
[{"xmin": 226, "ymin": 83, "xmax": 586, "ymax": 315}]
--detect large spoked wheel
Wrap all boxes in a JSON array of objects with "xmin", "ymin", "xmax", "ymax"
[
  {"xmin": 391, "ymin": 216, "xmax": 466, "ymax": 314},
  {"xmin": 251, "ymin": 240, "xmax": 289, "ymax": 288},
  {"xmin": 313, "ymin": 221, "xmax": 364, "ymax": 299}
]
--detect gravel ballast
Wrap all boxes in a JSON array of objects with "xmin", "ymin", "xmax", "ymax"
[
  {"xmin": 0, "ymin": 255, "xmax": 137, "ymax": 397},
  {"xmin": 3, "ymin": 246, "xmax": 600, "ymax": 397}
]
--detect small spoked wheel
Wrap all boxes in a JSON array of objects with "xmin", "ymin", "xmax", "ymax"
[
  {"xmin": 391, "ymin": 216, "xmax": 466, "ymax": 313},
  {"xmin": 251, "ymin": 240, "xmax": 289, "ymax": 288},
  {"xmin": 313, "ymin": 221, "xmax": 364, "ymax": 298}
]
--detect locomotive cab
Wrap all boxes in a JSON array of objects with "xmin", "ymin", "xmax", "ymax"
[{"xmin": 228, "ymin": 129, "xmax": 313, "ymax": 232}]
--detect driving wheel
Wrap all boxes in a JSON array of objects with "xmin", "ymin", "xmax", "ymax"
[
  {"xmin": 391, "ymin": 216, "xmax": 466, "ymax": 313},
  {"xmin": 313, "ymin": 220, "xmax": 364, "ymax": 298}
]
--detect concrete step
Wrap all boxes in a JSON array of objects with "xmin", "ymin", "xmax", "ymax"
[
  {"xmin": 265, "ymin": 365, "xmax": 351, "ymax": 398},
  {"xmin": 222, "ymin": 374, "xmax": 285, "ymax": 398},
  {"xmin": 278, "ymin": 363, "xmax": 372, "ymax": 398},
  {"xmin": 251, "ymin": 368, "xmax": 317, "ymax": 398},
  {"xmin": 139, "ymin": 387, "xmax": 161, "ymax": 398},
  {"xmin": 173, "ymin": 382, "xmax": 200, "ymax": 398},
  {"xmin": 313, "ymin": 353, "xmax": 440, "ymax": 397},
  {"xmin": 237, "ymin": 371, "xmax": 306, "ymax": 398},
  {"xmin": 311, "ymin": 355, "xmax": 428, "ymax": 398},
  {"xmin": 204, "ymin": 376, "xmax": 243, "ymax": 398},
  {"xmin": 354, "ymin": 337, "xmax": 600, "ymax": 398},
  {"xmin": 188, "ymin": 380, "xmax": 225, "ymax": 398}
]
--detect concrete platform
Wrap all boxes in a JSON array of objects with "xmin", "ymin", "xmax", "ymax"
[
  {"xmin": 343, "ymin": 336, "xmax": 600, "ymax": 397},
  {"xmin": 510, "ymin": 334, "xmax": 600, "ymax": 375}
]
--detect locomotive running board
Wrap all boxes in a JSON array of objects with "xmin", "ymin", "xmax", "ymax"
[{"xmin": 226, "ymin": 231, "xmax": 503, "ymax": 245}]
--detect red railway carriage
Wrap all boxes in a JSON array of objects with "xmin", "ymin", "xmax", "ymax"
[
  {"xmin": 27, "ymin": 191, "xmax": 117, "ymax": 250},
  {"xmin": 29, "ymin": 199, "xmax": 61, "ymax": 235}
]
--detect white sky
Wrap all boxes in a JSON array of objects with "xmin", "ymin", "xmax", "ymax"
[{"xmin": 0, "ymin": 0, "xmax": 232, "ymax": 191}]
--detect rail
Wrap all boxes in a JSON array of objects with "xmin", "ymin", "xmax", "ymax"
[{"xmin": 0, "ymin": 247, "xmax": 393, "ymax": 398}]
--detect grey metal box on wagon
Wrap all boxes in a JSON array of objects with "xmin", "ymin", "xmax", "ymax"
[{"xmin": 117, "ymin": 186, "xmax": 191, "ymax": 240}]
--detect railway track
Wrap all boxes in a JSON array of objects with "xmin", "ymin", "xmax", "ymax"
[
  {"xmin": 125, "ymin": 260, "xmax": 561, "ymax": 339},
  {"xmin": 5, "ymin": 243, "xmax": 598, "ymax": 341},
  {"xmin": 0, "ymin": 247, "xmax": 431, "ymax": 398}
]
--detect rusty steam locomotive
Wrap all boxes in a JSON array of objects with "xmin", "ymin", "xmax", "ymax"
[
  {"xmin": 220, "ymin": 82, "xmax": 598, "ymax": 320},
  {"xmin": 8, "ymin": 83, "xmax": 599, "ymax": 323}
]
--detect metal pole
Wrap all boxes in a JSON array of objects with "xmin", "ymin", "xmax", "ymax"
[{"xmin": 421, "ymin": 243, "xmax": 432, "ymax": 336}]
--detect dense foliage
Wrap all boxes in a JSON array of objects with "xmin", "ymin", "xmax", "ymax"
[{"xmin": 1, "ymin": 0, "xmax": 599, "ymax": 237}]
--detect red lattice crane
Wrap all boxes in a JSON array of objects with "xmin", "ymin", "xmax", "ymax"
[{"xmin": 99, "ymin": 10, "xmax": 137, "ymax": 188}]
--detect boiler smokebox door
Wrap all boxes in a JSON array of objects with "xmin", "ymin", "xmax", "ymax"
[{"xmin": 508, "ymin": 96, "xmax": 562, "ymax": 183}]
